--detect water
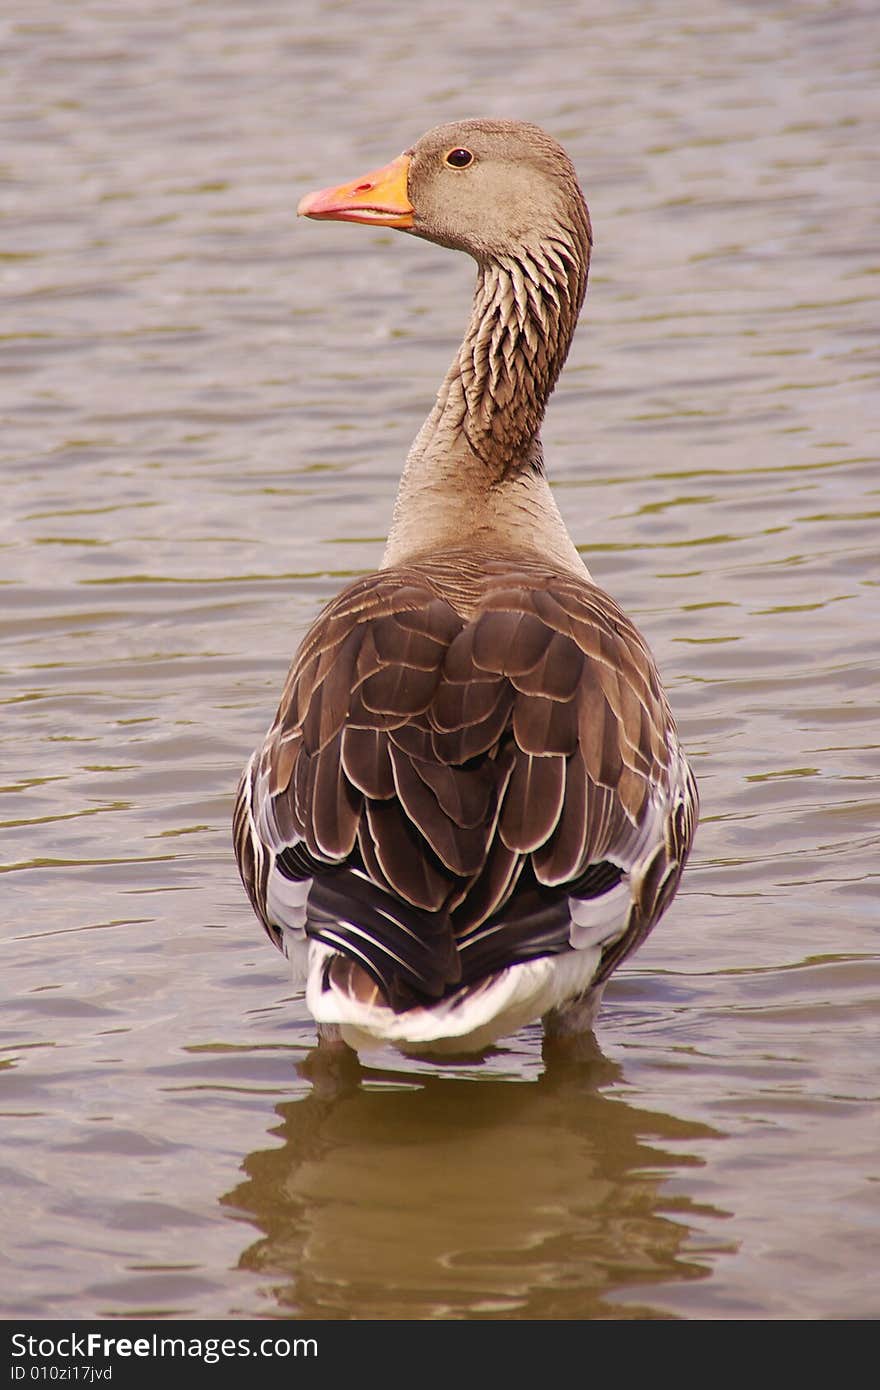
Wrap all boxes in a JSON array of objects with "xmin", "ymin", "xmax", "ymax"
[{"xmin": 2, "ymin": 0, "xmax": 878, "ymax": 1319}]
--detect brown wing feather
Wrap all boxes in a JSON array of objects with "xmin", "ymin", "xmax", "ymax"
[
  {"xmin": 340, "ymin": 725, "xmax": 395, "ymax": 798},
  {"xmin": 498, "ymin": 753, "xmax": 566, "ymax": 852}
]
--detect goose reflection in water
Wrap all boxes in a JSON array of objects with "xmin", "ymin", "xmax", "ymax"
[{"xmin": 222, "ymin": 1037, "xmax": 729, "ymax": 1320}]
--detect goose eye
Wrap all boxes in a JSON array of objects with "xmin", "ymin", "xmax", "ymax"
[{"xmin": 445, "ymin": 147, "xmax": 474, "ymax": 169}]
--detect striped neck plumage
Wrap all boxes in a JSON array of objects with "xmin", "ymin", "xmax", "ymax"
[{"xmin": 432, "ymin": 232, "xmax": 588, "ymax": 478}]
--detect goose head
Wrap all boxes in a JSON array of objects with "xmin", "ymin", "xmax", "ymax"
[{"xmin": 298, "ymin": 117, "xmax": 591, "ymax": 276}]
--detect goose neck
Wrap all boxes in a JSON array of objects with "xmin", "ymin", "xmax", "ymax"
[
  {"xmin": 438, "ymin": 239, "xmax": 586, "ymax": 476},
  {"xmin": 381, "ymin": 230, "xmax": 589, "ymax": 573}
]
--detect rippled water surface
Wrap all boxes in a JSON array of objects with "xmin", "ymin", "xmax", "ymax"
[{"xmin": 2, "ymin": 0, "xmax": 878, "ymax": 1320}]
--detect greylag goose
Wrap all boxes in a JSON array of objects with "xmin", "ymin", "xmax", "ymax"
[{"xmin": 233, "ymin": 119, "xmax": 698, "ymax": 1055}]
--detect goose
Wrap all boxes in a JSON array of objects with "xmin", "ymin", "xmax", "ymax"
[{"xmin": 233, "ymin": 119, "xmax": 698, "ymax": 1056}]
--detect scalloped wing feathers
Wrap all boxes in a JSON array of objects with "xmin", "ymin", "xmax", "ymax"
[{"xmin": 233, "ymin": 552, "xmax": 697, "ymax": 1013}]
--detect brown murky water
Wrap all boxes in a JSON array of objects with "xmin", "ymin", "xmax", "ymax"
[{"xmin": 2, "ymin": 0, "xmax": 878, "ymax": 1319}]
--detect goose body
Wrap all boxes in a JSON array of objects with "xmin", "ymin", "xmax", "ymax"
[{"xmin": 233, "ymin": 120, "xmax": 698, "ymax": 1055}]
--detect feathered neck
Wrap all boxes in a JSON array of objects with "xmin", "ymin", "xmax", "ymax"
[
  {"xmin": 446, "ymin": 235, "xmax": 588, "ymax": 474},
  {"xmin": 382, "ymin": 214, "xmax": 591, "ymax": 573}
]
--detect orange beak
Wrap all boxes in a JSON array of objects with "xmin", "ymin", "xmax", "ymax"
[{"xmin": 297, "ymin": 152, "xmax": 414, "ymax": 228}]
